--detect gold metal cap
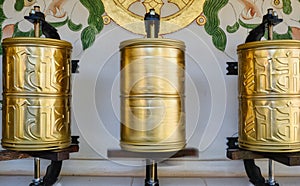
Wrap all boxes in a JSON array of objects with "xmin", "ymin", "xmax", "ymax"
[
  {"xmin": 120, "ymin": 38, "xmax": 185, "ymax": 51},
  {"xmin": 237, "ymin": 40, "xmax": 300, "ymax": 51},
  {"xmin": 2, "ymin": 37, "xmax": 72, "ymax": 49}
]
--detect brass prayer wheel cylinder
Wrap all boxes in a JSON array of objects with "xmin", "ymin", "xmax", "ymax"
[
  {"xmin": 237, "ymin": 40, "xmax": 300, "ymax": 152},
  {"xmin": 120, "ymin": 38, "xmax": 186, "ymax": 152},
  {"xmin": 1, "ymin": 37, "xmax": 72, "ymax": 151}
]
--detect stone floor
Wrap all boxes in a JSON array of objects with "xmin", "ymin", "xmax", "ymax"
[{"xmin": 0, "ymin": 176, "xmax": 300, "ymax": 186}]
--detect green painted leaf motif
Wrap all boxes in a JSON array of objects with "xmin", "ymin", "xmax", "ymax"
[
  {"xmin": 226, "ymin": 22, "xmax": 240, "ymax": 33},
  {"xmin": 0, "ymin": 0, "xmax": 5, "ymax": 55},
  {"xmin": 14, "ymin": 0, "xmax": 24, "ymax": 12},
  {"xmin": 68, "ymin": 19, "xmax": 83, "ymax": 31},
  {"xmin": 238, "ymin": 19, "xmax": 258, "ymax": 29},
  {"xmin": 283, "ymin": 0, "xmax": 292, "ymax": 14},
  {"xmin": 88, "ymin": 14, "xmax": 103, "ymax": 33},
  {"xmin": 80, "ymin": 0, "xmax": 105, "ymax": 15},
  {"xmin": 79, "ymin": 0, "xmax": 105, "ymax": 49},
  {"xmin": 80, "ymin": 0, "xmax": 94, "ymax": 12},
  {"xmin": 212, "ymin": 28, "xmax": 227, "ymax": 51},
  {"xmin": 203, "ymin": 0, "xmax": 220, "ymax": 35},
  {"xmin": 49, "ymin": 17, "xmax": 69, "ymax": 28},
  {"xmin": 83, "ymin": 0, "xmax": 104, "ymax": 30},
  {"xmin": 203, "ymin": 0, "xmax": 229, "ymax": 51},
  {"xmin": 81, "ymin": 25, "xmax": 97, "ymax": 50}
]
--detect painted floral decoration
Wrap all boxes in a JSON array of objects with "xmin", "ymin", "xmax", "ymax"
[
  {"xmin": 203, "ymin": 0, "xmax": 300, "ymax": 52},
  {"xmin": 0, "ymin": 0, "xmax": 104, "ymax": 55}
]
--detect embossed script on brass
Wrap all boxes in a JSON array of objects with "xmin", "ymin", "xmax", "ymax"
[
  {"xmin": 238, "ymin": 40, "xmax": 300, "ymax": 152},
  {"xmin": 2, "ymin": 38, "xmax": 72, "ymax": 151}
]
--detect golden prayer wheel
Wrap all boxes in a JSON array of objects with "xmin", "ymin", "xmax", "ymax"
[
  {"xmin": 238, "ymin": 40, "xmax": 300, "ymax": 152},
  {"xmin": 1, "ymin": 37, "xmax": 72, "ymax": 151},
  {"xmin": 120, "ymin": 38, "xmax": 186, "ymax": 152}
]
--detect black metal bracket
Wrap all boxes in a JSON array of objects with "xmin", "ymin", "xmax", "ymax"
[
  {"xmin": 244, "ymin": 159, "xmax": 265, "ymax": 185},
  {"xmin": 71, "ymin": 60, "xmax": 80, "ymax": 73},
  {"xmin": 243, "ymin": 159, "xmax": 279, "ymax": 186},
  {"xmin": 29, "ymin": 160, "xmax": 62, "ymax": 186},
  {"xmin": 245, "ymin": 8, "xmax": 283, "ymax": 43},
  {"xmin": 24, "ymin": 6, "xmax": 60, "ymax": 40},
  {"xmin": 0, "ymin": 136, "xmax": 79, "ymax": 186},
  {"xmin": 227, "ymin": 137, "xmax": 279, "ymax": 186},
  {"xmin": 226, "ymin": 62, "xmax": 238, "ymax": 75},
  {"xmin": 42, "ymin": 160, "xmax": 63, "ymax": 186},
  {"xmin": 27, "ymin": 136, "xmax": 79, "ymax": 186}
]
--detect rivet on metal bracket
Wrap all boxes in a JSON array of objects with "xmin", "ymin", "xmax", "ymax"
[{"xmin": 226, "ymin": 62, "xmax": 238, "ymax": 75}]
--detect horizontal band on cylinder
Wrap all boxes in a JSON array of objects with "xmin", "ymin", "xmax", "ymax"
[
  {"xmin": 239, "ymin": 94, "xmax": 300, "ymax": 99},
  {"xmin": 120, "ymin": 141, "xmax": 186, "ymax": 153},
  {"xmin": 2, "ymin": 139, "xmax": 71, "ymax": 151},
  {"xmin": 120, "ymin": 94, "xmax": 184, "ymax": 98},
  {"xmin": 3, "ymin": 93, "xmax": 71, "ymax": 97},
  {"xmin": 238, "ymin": 140, "xmax": 300, "ymax": 153},
  {"xmin": 1, "ymin": 139, "xmax": 71, "ymax": 151}
]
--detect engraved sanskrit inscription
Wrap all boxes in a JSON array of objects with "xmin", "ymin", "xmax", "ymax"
[
  {"xmin": 5, "ymin": 47, "xmax": 70, "ymax": 93},
  {"xmin": 252, "ymin": 50, "xmax": 300, "ymax": 94},
  {"xmin": 5, "ymin": 98, "xmax": 70, "ymax": 142},
  {"xmin": 243, "ymin": 100, "xmax": 300, "ymax": 142}
]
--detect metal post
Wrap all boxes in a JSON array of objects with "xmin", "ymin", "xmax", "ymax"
[
  {"xmin": 145, "ymin": 159, "xmax": 159, "ymax": 186},
  {"xmin": 266, "ymin": 8, "xmax": 276, "ymax": 186},
  {"xmin": 34, "ymin": 6, "xmax": 40, "ymax": 37},
  {"xmin": 267, "ymin": 159, "xmax": 276, "ymax": 186},
  {"xmin": 144, "ymin": 9, "xmax": 160, "ymax": 38},
  {"xmin": 267, "ymin": 9, "xmax": 273, "ymax": 40},
  {"xmin": 32, "ymin": 157, "xmax": 41, "ymax": 185}
]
